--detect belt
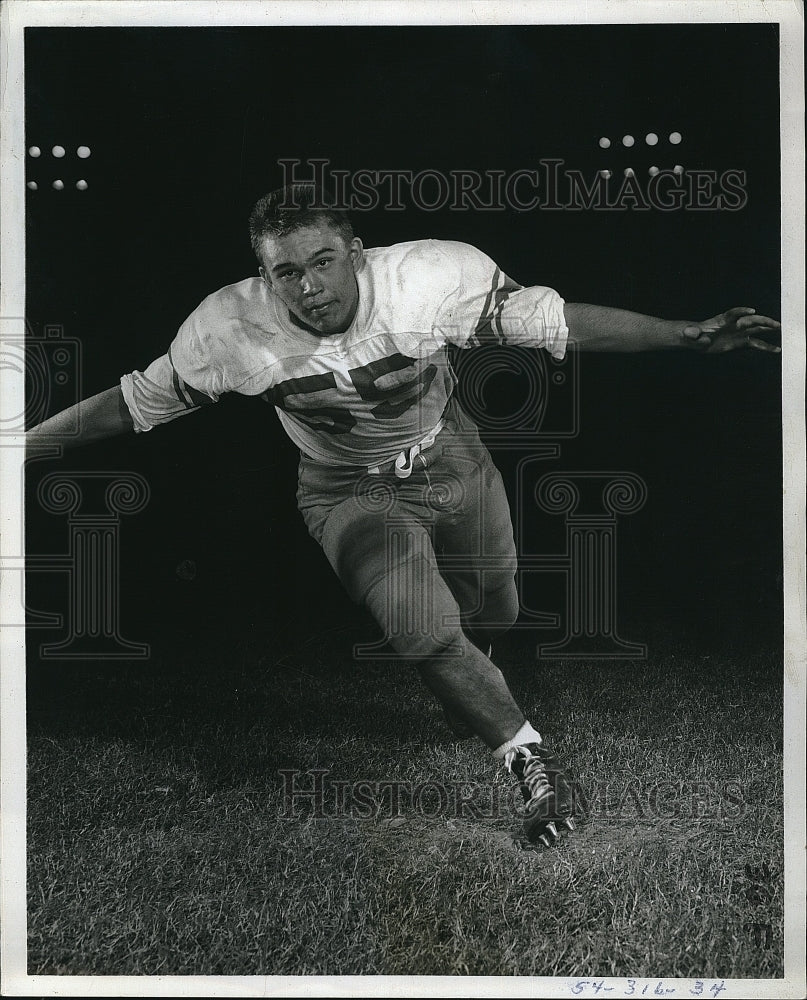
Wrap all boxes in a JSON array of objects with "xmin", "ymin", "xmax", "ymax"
[{"xmin": 366, "ymin": 419, "xmax": 445, "ymax": 479}]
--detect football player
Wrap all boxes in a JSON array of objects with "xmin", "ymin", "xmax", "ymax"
[{"xmin": 27, "ymin": 184, "xmax": 780, "ymax": 847}]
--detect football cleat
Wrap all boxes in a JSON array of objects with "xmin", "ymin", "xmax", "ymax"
[{"xmin": 504, "ymin": 742, "xmax": 578, "ymax": 846}]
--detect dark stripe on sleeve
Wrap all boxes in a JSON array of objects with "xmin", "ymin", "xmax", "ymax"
[
  {"xmin": 474, "ymin": 271, "xmax": 522, "ymax": 346},
  {"xmin": 182, "ymin": 381, "xmax": 215, "ymax": 407},
  {"xmin": 168, "ymin": 345, "xmax": 193, "ymax": 409},
  {"xmin": 492, "ymin": 280, "xmax": 521, "ymax": 345},
  {"xmin": 472, "ymin": 266, "xmax": 501, "ymax": 346}
]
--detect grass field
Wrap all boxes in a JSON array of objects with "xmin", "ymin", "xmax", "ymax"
[{"xmin": 26, "ymin": 620, "xmax": 784, "ymax": 978}]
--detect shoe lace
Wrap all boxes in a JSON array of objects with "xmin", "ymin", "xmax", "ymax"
[{"xmin": 504, "ymin": 745, "xmax": 553, "ymax": 809}]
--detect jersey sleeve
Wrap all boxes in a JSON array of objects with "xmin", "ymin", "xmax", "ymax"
[
  {"xmin": 120, "ymin": 309, "xmax": 221, "ymax": 433},
  {"xmin": 433, "ymin": 242, "xmax": 569, "ymax": 360},
  {"xmin": 119, "ymin": 349, "xmax": 215, "ymax": 433}
]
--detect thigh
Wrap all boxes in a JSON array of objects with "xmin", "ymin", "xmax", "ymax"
[
  {"xmin": 320, "ymin": 496, "xmax": 464, "ymax": 655},
  {"xmin": 432, "ymin": 443, "xmax": 518, "ymax": 617}
]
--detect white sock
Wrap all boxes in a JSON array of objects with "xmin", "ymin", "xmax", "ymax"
[{"xmin": 492, "ymin": 720, "xmax": 542, "ymax": 760}]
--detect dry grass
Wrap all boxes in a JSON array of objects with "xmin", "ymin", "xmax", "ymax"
[{"xmin": 27, "ymin": 625, "xmax": 784, "ymax": 977}]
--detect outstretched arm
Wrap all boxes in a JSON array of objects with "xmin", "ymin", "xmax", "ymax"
[
  {"xmin": 564, "ymin": 303, "xmax": 781, "ymax": 354},
  {"xmin": 26, "ymin": 385, "xmax": 134, "ymax": 450}
]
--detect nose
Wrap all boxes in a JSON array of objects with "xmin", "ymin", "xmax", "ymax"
[{"xmin": 300, "ymin": 269, "xmax": 323, "ymax": 298}]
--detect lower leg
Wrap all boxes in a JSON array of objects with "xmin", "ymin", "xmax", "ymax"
[
  {"xmin": 437, "ymin": 578, "xmax": 521, "ymax": 737},
  {"xmin": 416, "ymin": 635, "xmax": 528, "ymax": 749}
]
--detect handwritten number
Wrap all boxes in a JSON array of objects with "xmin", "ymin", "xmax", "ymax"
[{"xmin": 563, "ymin": 979, "xmax": 726, "ymax": 998}]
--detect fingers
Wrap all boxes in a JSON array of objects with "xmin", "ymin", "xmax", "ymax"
[
  {"xmin": 720, "ymin": 306, "xmax": 757, "ymax": 324},
  {"xmin": 706, "ymin": 308, "xmax": 781, "ymax": 332},
  {"xmin": 699, "ymin": 308, "xmax": 782, "ymax": 355},
  {"xmin": 736, "ymin": 313, "xmax": 780, "ymax": 331},
  {"xmin": 682, "ymin": 310, "xmax": 781, "ymax": 353},
  {"xmin": 735, "ymin": 312, "xmax": 782, "ymax": 353},
  {"xmin": 748, "ymin": 336, "xmax": 781, "ymax": 353}
]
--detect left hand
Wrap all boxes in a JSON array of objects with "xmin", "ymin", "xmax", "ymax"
[{"xmin": 682, "ymin": 307, "xmax": 781, "ymax": 354}]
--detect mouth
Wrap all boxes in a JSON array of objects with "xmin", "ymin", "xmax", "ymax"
[{"xmin": 307, "ymin": 301, "xmax": 334, "ymax": 318}]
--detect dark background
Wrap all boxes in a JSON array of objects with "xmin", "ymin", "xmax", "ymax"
[{"xmin": 24, "ymin": 25, "xmax": 782, "ymax": 667}]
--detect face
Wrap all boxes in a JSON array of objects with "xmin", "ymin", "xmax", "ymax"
[{"xmin": 259, "ymin": 220, "xmax": 363, "ymax": 336}]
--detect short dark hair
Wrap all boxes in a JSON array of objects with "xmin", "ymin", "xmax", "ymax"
[{"xmin": 249, "ymin": 184, "xmax": 354, "ymax": 266}]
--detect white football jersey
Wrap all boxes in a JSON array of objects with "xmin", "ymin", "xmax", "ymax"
[{"xmin": 121, "ymin": 239, "xmax": 568, "ymax": 467}]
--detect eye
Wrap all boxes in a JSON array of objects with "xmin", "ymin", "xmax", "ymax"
[
  {"xmin": 280, "ymin": 269, "xmax": 297, "ymax": 280},
  {"xmin": 316, "ymin": 258, "xmax": 332, "ymax": 268}
]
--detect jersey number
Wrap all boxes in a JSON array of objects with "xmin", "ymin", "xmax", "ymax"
[{"xmin": 266, "ymin": 354, "xmax": 438, "ymax": 434}]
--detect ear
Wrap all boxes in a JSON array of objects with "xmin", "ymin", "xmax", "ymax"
[
  {"xmin": 259, "ymin": 266, "xmax": 273, "ymax": 291},
  {"xmin": 348, "ymin": 237, "xmax": 364, "ymax": 272}
]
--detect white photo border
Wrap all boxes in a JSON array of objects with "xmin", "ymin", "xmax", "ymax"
[{"xmin": 1, "ymin": 1, "xmax": 804, "ymax": 997}]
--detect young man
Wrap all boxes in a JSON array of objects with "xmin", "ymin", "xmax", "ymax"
[{"xmin": 27, "ymin": 184, "xmax": 780, "ymax": 847}]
